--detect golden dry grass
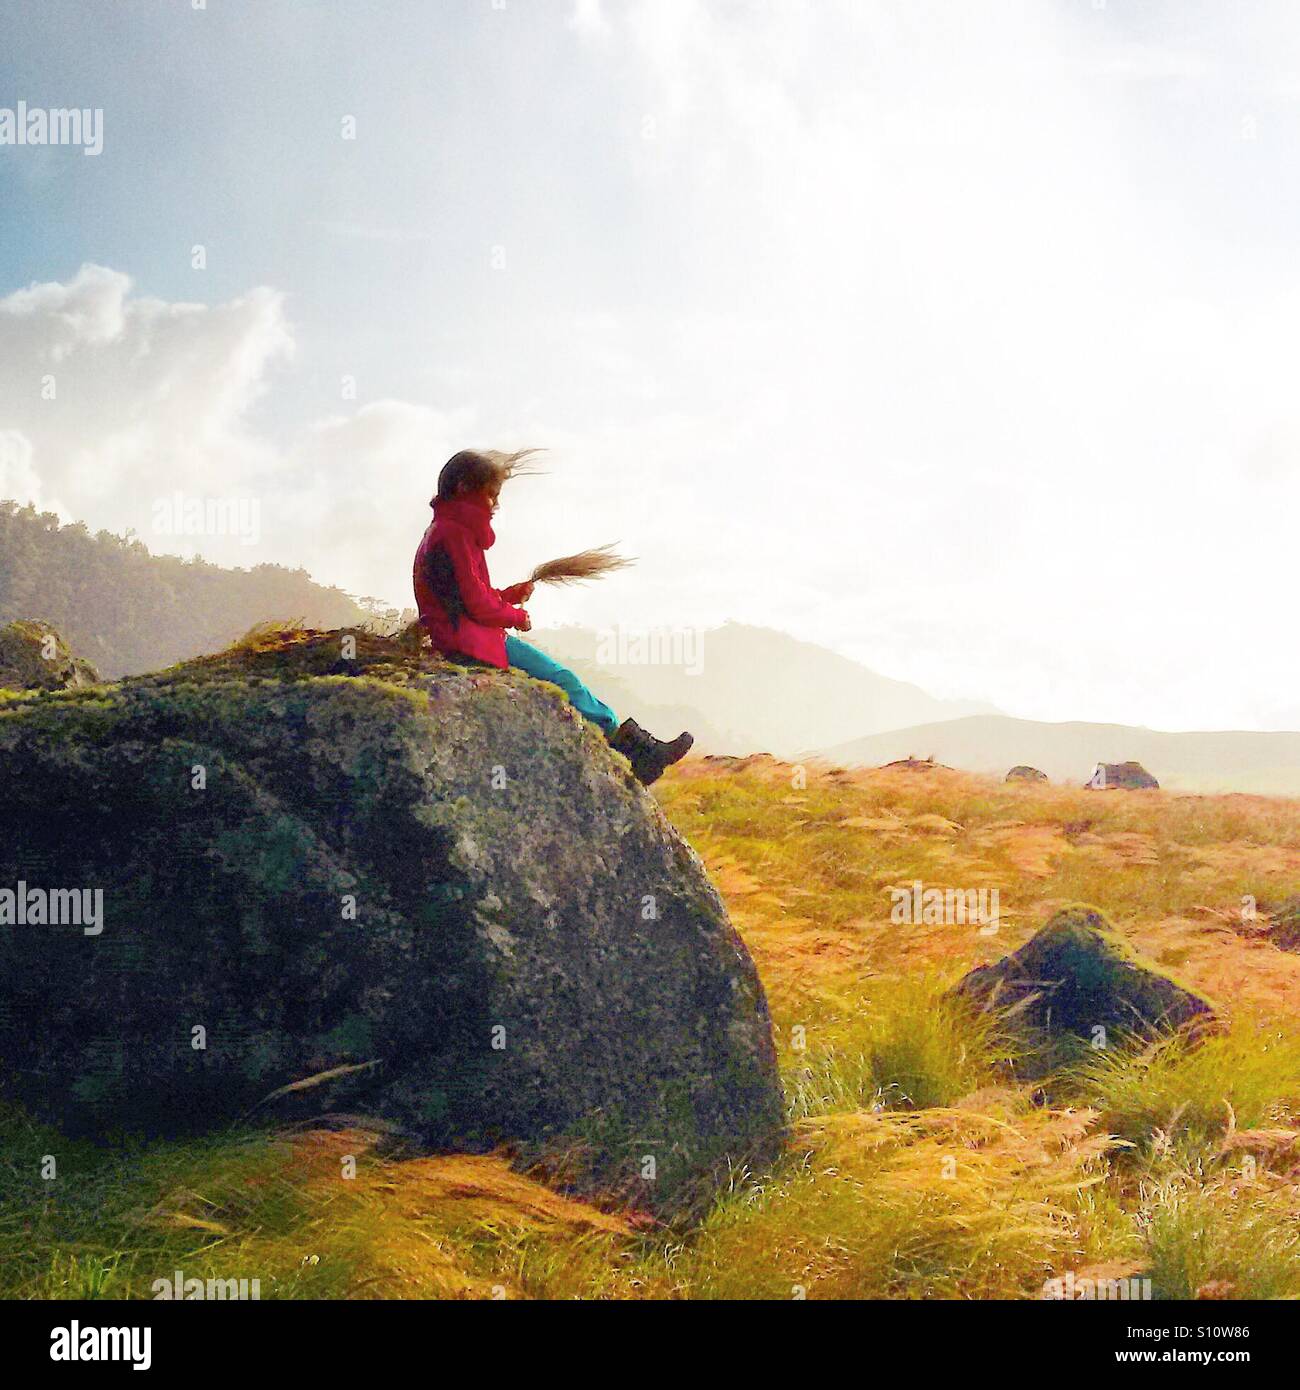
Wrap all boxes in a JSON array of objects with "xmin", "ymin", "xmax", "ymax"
[{"xmin": 6, "ymin": 756, "xmax": 1300, "ymax": 1299}]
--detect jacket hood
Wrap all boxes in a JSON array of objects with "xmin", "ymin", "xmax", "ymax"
[{"xmin": 433, "ymin": 492, "xmax": 495, "ymax": 549}]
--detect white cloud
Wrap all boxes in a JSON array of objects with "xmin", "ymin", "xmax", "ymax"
[
  {"xmin": 0, "ymin": 266, "xmax": 480, "ymax": 596},
  {"xmin": 1089, "ymin": 47, "xmax": 1214, "ymax": 83},
  {"xmin": 0, "ymin": 429, "xmax": 60, "ymax": 515},
  {"xmin": 0, "ymin": 264, "xmax": 292, "ymax": 521},
  {"xmin": 4, "ymin": 2, "xmax": 1300, "ymax": 732},
  {"xmin": 521, "ymin": 0, "xmax": 1300, "ymax": 731},
  {"xmin": 569, "ymin": 0, "xmax": 612, "ymax": 41},
  {"xmin": 282, "ymin": 399, "xmax": 473, "ymax": 598}
]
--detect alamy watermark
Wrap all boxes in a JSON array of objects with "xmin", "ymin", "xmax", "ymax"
[
  {"xmin": 595, "ymin": 624, "xmax": 704, "ymax": 676},
  {"xmin": 1042, "ymin": 1271, "xmax": 1152, "ymax": 1301},
  {"xmin": 0, "ymin": 102, "xmax": 103, "ymax": 156},
  {"xmin": 889, "ymin": 880, "xmax": 1000, "ymax": 934},
  {"xmin": 152, "ymin": 1270, "xmax": 260, "ymax": 1300},
  {"xmin": 0, "ymin": 882, "xmax": 103, "ymax": 935},
  {"xmin": 50, "ymin": 1323, "xmax": 150, "ymax": 1370},
  {"xmin": 152, "ymin": 492, "xmax": 261, "ymax": 546}
]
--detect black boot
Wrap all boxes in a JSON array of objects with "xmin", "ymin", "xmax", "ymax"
[{"xmin": 609, "ymin": 718, "xmax": 694, "ymax": 786}]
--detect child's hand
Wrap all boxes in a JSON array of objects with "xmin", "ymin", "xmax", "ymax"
[
  {"xmin": 517, "ymin": 610, "xmax": 532, "ymax": 632},
  {"xmin": 502, "ymin": 581, "xmax": 535, "ymax": 604}
]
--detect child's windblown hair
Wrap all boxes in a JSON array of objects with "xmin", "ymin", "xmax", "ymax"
[{"xmin": 432, "ymin": 448, "xmax": 542, "ymax": 505}]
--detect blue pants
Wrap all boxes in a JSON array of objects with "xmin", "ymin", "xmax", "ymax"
[{"xmin": 505, "ymin": 635, "xmax": 620, "ymax": 735}]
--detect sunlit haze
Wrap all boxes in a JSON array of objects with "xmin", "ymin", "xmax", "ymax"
[{"xmin": 3, "ymin": 0, "xmax": 1298, "ymax": 730}]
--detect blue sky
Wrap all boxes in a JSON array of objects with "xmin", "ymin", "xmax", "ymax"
[{"xmin": 2, "ymin": 0, "xmax": 1299, "ymax": 731}]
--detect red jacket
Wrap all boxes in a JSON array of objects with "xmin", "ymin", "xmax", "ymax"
[{"xmin": 413, "ymin": 493, "xmax": 529, "ymax": 668}]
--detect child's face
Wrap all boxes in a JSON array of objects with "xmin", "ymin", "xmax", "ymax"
[{"xmin": 477, "ymin": 479, "xmax": 503, "ymax": 514}]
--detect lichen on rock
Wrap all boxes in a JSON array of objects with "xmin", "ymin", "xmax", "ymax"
[
  {"xmin": 952, "ymin": 904, "xmax": 1216, "ymax": 1073},
  {"xmin": 0, "ymin": 619, "xmax": 99, "ymax": 691},
  {"xmin": 1085, "ymin": 760, "xmax": 1159, "ymax": 790},
  {"xmin": 0, "ymin": 627, "xmax": 783, "ymax": 1209}
]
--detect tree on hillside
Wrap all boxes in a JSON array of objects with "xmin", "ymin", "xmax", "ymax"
[{"xmin": 0, "ymin": 501, "xmax": 372, "ymax": 677}]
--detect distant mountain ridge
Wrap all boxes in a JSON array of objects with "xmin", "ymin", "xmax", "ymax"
[
  {"xmin": 819, "ymin": 714, "xmax": 1300, "ymax": 796},
  {"xmin": 18, "ymin": 504, "xmax": 1287, "ymax": 796},
  {"xmin": 527, "ymin": 621, "xmax": 998, "ymax": 757}
]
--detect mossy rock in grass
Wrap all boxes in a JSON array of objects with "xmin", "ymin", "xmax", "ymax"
[
  {"xmin": 0, "ymin": 627, "xmax": 782, "ymax": 1210},
  {"xmin": 953, "ymin": 905, "xmax": 1216, "ymax": 1074},
  {"xmin": 0, "ymin": 620, "xmax": 99, "ymax": 691},
  {"xmin": 1005, "ymin": 765, "xmax": 1048, "ymax": 783},
  {"xmin": 1084, "ymin": 760, "xmax": 1159, "ymax": 790},
  {"xmin": 1265, "ymin": 897, "xmax": 1300, "ymax": 951}
]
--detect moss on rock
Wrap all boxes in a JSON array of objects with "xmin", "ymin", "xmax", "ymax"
[
  {"xmin": 953, "ymin": 904, "xmax": 1216, "ymax": 1074},
  {"xmin": 0, "ymin": 620, "xmax": 99, "ymax": 691},
  {"xmin": 0, "ymin": 627, "xmax": 782, "ymax": 1209}
]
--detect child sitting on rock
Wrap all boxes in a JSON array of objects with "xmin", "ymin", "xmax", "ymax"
[{"xmin": 413, "ymin": 449, "xmax": 693, "ymax": 786}]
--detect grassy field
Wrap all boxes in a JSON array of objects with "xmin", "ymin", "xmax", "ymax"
[{"xmin": 4, "ymin": 756, "xmax": 1300, "ymax": 1300}]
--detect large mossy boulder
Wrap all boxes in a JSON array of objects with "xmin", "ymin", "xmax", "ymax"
[
  {"xmin": 0, "ymin": 619, "xmax": 99, "ymax": 691},
  {"xmin": 953, "ymin": 905, "xmax": 1215, "ymax": 1072},
  {"xmin": 0, "ymin": 627, "xmax": 782, "ymax": 1207}
]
